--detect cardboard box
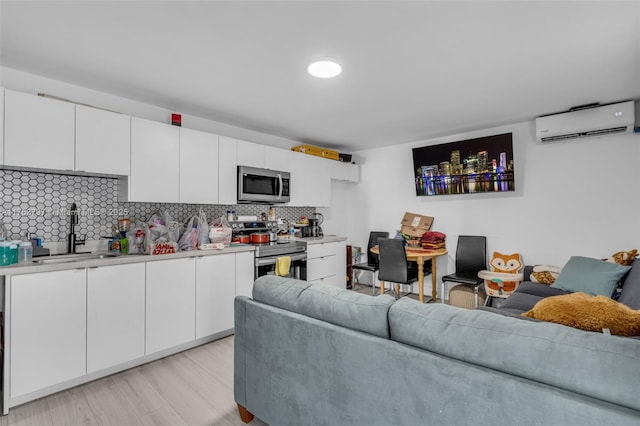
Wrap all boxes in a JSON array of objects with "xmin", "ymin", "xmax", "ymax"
[{"xmin": 400, "ymin": 212, "xmax": 434, "ymax": 238}]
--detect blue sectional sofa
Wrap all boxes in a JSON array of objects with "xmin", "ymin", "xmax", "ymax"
[
  {"xmin": 234, "ymin": 276, "xmax": 640, "ymax": 426},
  {"xmin": 492, "ymin": 259, "xmax": 640, "ymax": 315}
]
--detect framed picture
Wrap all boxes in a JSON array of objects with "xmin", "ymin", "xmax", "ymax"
[{"xmin": 412, "ymin": 132, "xmax": 515, "ymax": 196}]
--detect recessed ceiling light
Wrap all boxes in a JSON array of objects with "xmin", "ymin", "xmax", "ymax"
[{"xmin": 307, "ymin": 59, "xmax": 342, "ymax": 78}]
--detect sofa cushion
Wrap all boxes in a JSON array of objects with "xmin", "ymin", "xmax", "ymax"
[
  {"xmin": 523, "ymin": 292, "xmax": 640, "ymax": 336},
  {"xmin": 551, "ymin": 256, "xmax": 631, "ymax": 296},
  {"xmin": 499, "ymin": 281, "xmax": 570, "ymax": 312},
  {"xmin": 388, "ymin": 297, "xmax": 640, "ymax": 412},
  {"xmin": 252, "ymin": 275, "xmax": 395, "ymax": 338},
  {"xmin": 618, "ymin": 259, "xmax": 640, "ymax": 309}
]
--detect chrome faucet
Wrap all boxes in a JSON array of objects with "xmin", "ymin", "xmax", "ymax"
[{"xmin": 67, "ymin": 202, "xmax": 86, "ymax": 253}]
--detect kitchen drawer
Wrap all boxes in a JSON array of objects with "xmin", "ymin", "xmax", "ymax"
[
  {"xmin": 307, "ymin": 242, "xmax": 337, "ymax": 259},
  {"xmin": 307, "ymin": 255, "xmax": 335, "ymax": 281},
  {"xmin": 308, "ymin": 276, "xmax": 337, "ymax": 286}
]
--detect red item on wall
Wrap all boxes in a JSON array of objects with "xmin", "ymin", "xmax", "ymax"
[{"xmin": 171, "ymin": 113, "xmax": 182, "ymax": 126}]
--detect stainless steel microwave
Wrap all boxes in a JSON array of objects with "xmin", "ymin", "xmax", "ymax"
[{"xmin": 237, "ymin": 165, "xmax": 290, "ymax": 204}]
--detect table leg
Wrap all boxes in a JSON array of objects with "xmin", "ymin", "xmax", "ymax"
[
  {"xmin": 417, "ymin": 258, "xmax": 424, "ymax": 303},
  {"xmin": 379, "ymin": 281, "xmax": 385, "ymax": 295},
  {"xmin": 431, "ymin": 256, "xmax": 438, "ymax": 302}
]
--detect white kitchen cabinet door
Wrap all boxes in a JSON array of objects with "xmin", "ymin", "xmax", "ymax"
[
  {"xmin": 180, "ymin": 128, "xmax": 219, "ymax": 204},
  {"xmin": 195, "ymin": 254, "xmax": 235, "ymax": 338},
  {"xmin": 307, "ymin": 241, "xmax": 346, "ymax": 288},
  {"xmin": 218, "ymin": 135, "xmax": 237, "ymax": 204},
  {"xmin": 235, "ymin": 251, "xmax": 255, "ymax": 298},
  {"xmin": 286, "ymin": 151, "xmax": 309, "ymax": 206},
  {"xmin": 75, "ymin": 104, "xmax": 131, "ymax": 175},
  {"xmin": 4, "ymin": 89, "xmax": 75, "ymax": 171},
  {"xmin": 145, "ymin": 258, "xmax": 196, "ymax": 354},
  {"xmin": 0, "ymin": 87, "xmax": 4, "ymax": 165},
  {"xmin": 264, "ymin": 145, "xmax": 291, "ymax": 172},
  {"xmin": 87, "ymin": 263, "xmax": 145, "ymax": 373},
  {"xmin": 344, "ymin": 163, "xmax": 360, "ymax": 182},
  {"xmin": 130, "ymin": 117, "xmax": 180, "ymax": 203},
  {"xmin": 236, "ymin": 139, "xmax": 265, "ymax": 168},
  {"xmin": 10, "ymin": 269, "xmax": 87, "ymax": 397},
  {"xmin": 303, "ymin": 154, "xmax": 331, "ymax": 207}
]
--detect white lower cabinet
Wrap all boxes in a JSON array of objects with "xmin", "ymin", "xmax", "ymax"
[
  {"xmin": 235, "ymin": 251, "xmax": 255, "ymax": 298},
  {"xmin": 87, "ymin": 263, "xmax": 145, "ymax": 373},
  {"xmin": 10, "ymin": 269, "xmax": 87, "ymax": 397},
  {"xmin": 307, "ymin": 241, "xmax": 347, "ymax": 288},
  {"xmin": 195, "ymin": 254, "xmax": 235, "ymax": 338},
  {"xmin": 5, "ymin": 252, "xmax": 248, "ymax": 413},
  {"xmin": 145, "ymin": 257, "xmax": 196, "ymax": 354}
]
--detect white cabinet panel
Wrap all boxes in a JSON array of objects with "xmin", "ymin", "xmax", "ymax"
[
  {"xmin": 287, "ymin": 151, "xmax": 310, "ymax": 206},
  {"xmin": 235, "ymin": 251, "xmax": 255, "ymax": 298},
  {"xmin": 4, "ymin": 89, "xmax": 75, "ymax": 170},
  {"xmin": 307, "ymin": 256, "xmax": 336, "ymax": 282},
  {"xmin": 307, "ymin": 241, "xmax": 346, "ymax": 288},
  {"xmin": 10, "ymin": 269, "xmax": 87, "ymax": 397},
  {"xmin": 0, "ymin": 87, "xmax": 4, "ymax": 165},
  {"xmin": 75, "ymin": 105, "xmax": 130, "ymax": 175},
  {"xmin": 303, "ymin": 155, "xmax": 331, "ymax": 207},
  {"xmin": 218, "ymin": 136, "xmax": 237, "ymax": 204},
  {"xmin": 333, "ymin": 240, "xmax": 347, "ymax": 289},
  {"xmin": 180, "ymin": 128, "xmax": 219, "ymax": 204},
  {"xmin": 195, "ymin": 254, "xmax": 235, "ymax": 338},
  {"xmin": 237, "ymin": 139, "xmax": 265, "ymax": 168},
  {"xmin": 345, "ymin": 163, "xmax": 360, "ymax": 182},
  {"xmin": 87, "ymin": 263, "xmax": 145, "ymax": 373},
  {"xmin": 130, "ymin": 117, "xmax": 180, "ymax": 202},
  {"xmin": 146, "ymin": 258, "xmax": 196, "ymax": 354}
]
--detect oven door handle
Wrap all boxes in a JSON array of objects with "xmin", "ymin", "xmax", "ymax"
[{"xmin": 255, "ymin": 252, "xmax": 307, "ymax": 266}]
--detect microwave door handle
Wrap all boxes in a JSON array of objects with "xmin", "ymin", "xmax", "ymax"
[{"xmin": 277, "ymin": 173, "xmax": 283, "ymax": 200}]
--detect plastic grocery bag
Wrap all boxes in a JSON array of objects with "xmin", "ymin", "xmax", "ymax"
[
  {"xmin": 127, "ymin": 222, "xmax": 148, "ymax": 254},
  {"xmin": 147, "ymin": 211, "xmax": 180, "ymax": 254},
  {"xmin": 209, "ymin": 215, "xmax": 232, "ymax": 247},
  {"xmin": 178, "ymin": 215, "xmax": 199, "ymax": 251},
  {"xmin": 196, "ymin": 208, "xmax": 210, "ymax": 246}
]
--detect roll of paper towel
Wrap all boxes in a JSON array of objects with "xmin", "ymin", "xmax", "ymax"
[{"xmin": 236, "ymin": 215, "xmax": 258, "ymax": 222}]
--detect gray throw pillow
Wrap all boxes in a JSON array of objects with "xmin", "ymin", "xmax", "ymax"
[{"xmin": 551, "ymin": 256, "xmax": 631, "ymax": 297}]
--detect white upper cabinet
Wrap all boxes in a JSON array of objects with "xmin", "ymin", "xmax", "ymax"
[
  {"xmin": 0, "ymin": 87, "xmax": 4, "ymax": 165},
  {"xmin": 75, "ymin": 104, "xmax": 131, "ymax": 175},
  {"xmin": 264, "ymin": 145, "xmax": 291, "ymax": 172},
  {"xmin": 180, "ymin": 128, "xmax": 219, "ymax": 204},
  {"xmin": 218, "ymin": 135, "xmax": 238, "ymax": 204},
  {"xmin": 129, "ymin": 117, "xmax": 180, "ymax": 203},
  {"xmin": 236, "ymin": 139, "xmax": 265, "ymax": 168},
  {"xmin": 303, "ymin": 154, "xmax": 331, "ymax": 207},
  {"xmin": 4, "ymin": 89, "xmax": 75, "ymax": 170}
]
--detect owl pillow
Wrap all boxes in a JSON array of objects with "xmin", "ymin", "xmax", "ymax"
[{"xmin": 486, "ymin": 252, "xmax": 523, "ymax": 296}]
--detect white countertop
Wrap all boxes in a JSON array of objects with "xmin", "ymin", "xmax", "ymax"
[
  {"xmin": 0, "ymin": 235, "xmax": 348, "ymax": 276},
  {"xmin": 278, "ymin": 235, "xmax": 347, "ymax": 244},
  {"xmin": 0, "ymin": 245, "xmax": 255, "ymax": 276}
]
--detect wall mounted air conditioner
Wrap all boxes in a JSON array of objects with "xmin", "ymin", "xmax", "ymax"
[{"xmin": 535, "ymin": 101, "xmax": 635, "ymax": 143}]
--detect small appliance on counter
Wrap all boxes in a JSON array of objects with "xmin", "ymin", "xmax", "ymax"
[{"xmin": 302, "ymin": 212, "xmax": 324, "ymax": 238}]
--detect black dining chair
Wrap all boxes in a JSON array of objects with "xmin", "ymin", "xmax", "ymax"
[
  {"xmin": 441, "ymin": 235, "xmax": 487, "ymax": 307},
  {"xmin": 378, "ymin": 238, "xmax": 419, "ymax": 299},
  {"xmin": 352, "ymin": 231, "xmax": 388, "ymax": 294}
]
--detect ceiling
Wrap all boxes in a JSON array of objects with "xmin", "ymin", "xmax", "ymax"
[{"xmin": 1, "ymin": 1, "xmax": 639, "ymax": 152}]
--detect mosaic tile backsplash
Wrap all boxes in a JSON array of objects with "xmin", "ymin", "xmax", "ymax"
[{"xmin": 0, "ymin": 169, "xmax": 315, "ymax": 242}]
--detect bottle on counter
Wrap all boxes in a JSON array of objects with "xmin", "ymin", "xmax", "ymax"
[
  {"xmin": 0, "ymin": 241, "xmax": 13, "ymax": 266},
  {"xmin": 18, "ymin": 241, "xmax": 32, "ymax": 263}
]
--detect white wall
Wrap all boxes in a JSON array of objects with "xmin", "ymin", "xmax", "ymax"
[{"xmin": 325, "ymin": 121, "xmax": 640, "ymax": 282}]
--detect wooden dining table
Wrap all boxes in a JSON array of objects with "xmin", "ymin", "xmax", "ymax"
[{"xmin": 371, "ymin": 245, "xmax": 448, "ymax": 303}]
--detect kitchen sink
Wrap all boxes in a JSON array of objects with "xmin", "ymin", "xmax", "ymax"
[{"xmin": 32, "ymin": 252, "xmax": 121, "ymax": 264}]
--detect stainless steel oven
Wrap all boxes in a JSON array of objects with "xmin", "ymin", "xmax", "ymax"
[{"xmin": 255, "ymin": 248, "xmax": 307, "ymax": 280}]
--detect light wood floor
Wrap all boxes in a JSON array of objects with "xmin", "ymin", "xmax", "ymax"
[{"xmin": 0, "ymin": 336, "xmax": 267, "ymax": 426}]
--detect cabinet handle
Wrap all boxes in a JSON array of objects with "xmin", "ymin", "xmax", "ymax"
[{"xmin": 89, "ymin": 266, "xmax": 99, "ymax": 269}]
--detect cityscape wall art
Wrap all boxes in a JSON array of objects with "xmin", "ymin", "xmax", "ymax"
[{"xmin": 412, "ymin": 132, "xmax": 515, "ymax": 196}]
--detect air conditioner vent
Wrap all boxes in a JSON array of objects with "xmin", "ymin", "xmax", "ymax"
[{"xmin": 536, "ymin": 101, "xmax": 635, "ymax": 143}]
